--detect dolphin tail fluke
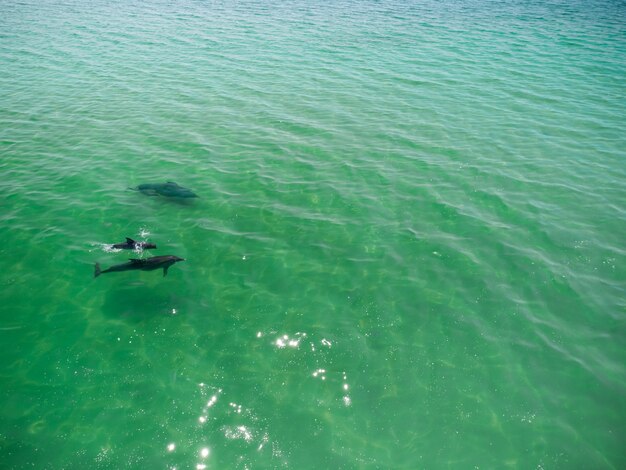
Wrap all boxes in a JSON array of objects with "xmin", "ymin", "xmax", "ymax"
[{"xmin": 94, "ymin": 263, "xmax": 102, "ymax": 278}]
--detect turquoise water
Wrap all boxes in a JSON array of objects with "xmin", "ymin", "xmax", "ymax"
[{"xmin": 1, "ymin": 0, "xmax": 625, "ymax": 468}]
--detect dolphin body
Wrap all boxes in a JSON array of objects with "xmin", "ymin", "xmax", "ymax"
[
  {"xmin": 110, "ymin": 237, "xmax": 157, "ymax": 250},
  {"xmin": 132, "ymin": 182, "xmax": 198, "ymax": 198},
  {"xmin": 94, "ymin": 255, "xmax": 185, "ymax": 278}
]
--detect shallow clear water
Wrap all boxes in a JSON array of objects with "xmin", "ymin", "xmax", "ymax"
[{"xmin": 1, "ymin": 0, "xmax": 625, "ymax": 468}]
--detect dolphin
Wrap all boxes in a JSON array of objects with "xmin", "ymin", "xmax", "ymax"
[
  {"xmin": 94, "ymin": 255, "xmax": 185, "ymax": 278},
  {"xmin": 110, "ymin": 237, "xmax": 157, "ymax": 250},
  {"xmin": 131, "ymin": 181, "xmax": 198, "ymax": 198}
]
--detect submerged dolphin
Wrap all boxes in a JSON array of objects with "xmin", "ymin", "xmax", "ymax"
[
  {"xmin": 132, "ymin": 181, "xmax": 198, "ymax": 198},
  {"xmin": 110, "ymin": 237, "xmax": 157, "ymax": 250},
  {"xmin": 94, "ymin": 255, "xmax": 185, "ymax": 278}
]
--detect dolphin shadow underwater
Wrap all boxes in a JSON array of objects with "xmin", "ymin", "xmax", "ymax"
[
  {"xmin": 130, "ymin": 181, "xmax": 199, "ymax": 199},
  {"xmin": 95, "ymin": 255, "xmax": 185, "ymax": 278},
  {"xmin": 101, "ymin": 284, "xmax": 183, "ymax": 321}
]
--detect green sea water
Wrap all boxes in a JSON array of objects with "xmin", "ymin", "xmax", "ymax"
[{"xmin": 1, "ymin": 0, "xmax": 625, "ymax": 468}]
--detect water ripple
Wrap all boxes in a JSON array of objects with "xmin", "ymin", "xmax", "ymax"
[{"xmin": 1, "ymin": 0, "xmax": 625, "ymax": 468}]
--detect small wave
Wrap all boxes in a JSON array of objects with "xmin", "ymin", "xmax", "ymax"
[{"xmin": 88, "ymin": 242, "xmax": 122, "ymax": 253}]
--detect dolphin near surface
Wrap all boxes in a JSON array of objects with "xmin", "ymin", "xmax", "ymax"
[
  {"xmin": 110, "ymin": 237, "xmax": 157, "ymax": 250},
  {"xmin": 94, "ymin": 255, "xmax": 185, "ymax": 278},
  {"xmin": 131, "ymin": 181, "xmax": 198, "ymax": 198}
]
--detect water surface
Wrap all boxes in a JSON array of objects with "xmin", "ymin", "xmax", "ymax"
[{"xmin": 1, "ymin": 0, "xmax": 625, "ymax": 468}]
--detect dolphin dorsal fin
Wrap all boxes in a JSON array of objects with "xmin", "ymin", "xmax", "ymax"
[
  {"xmin": 126, "ymin": 237, "xmax": 137, "ymax": 244},
  {"xmin": 166, "ymin": 181, "xmax": 179, "ymax": 185}
]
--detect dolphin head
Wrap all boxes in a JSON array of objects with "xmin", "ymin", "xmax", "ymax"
[
  {"xmin": 174, "ymin": 189, "xmax": 199, "ymax": 198},
  {"xmin": 159, "ymin": 255, "xmax": 185, "ymax": 277}
]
